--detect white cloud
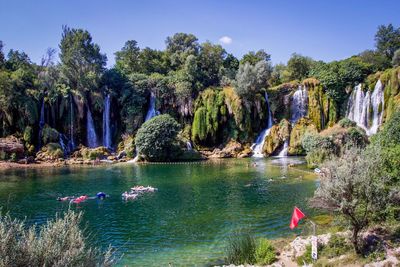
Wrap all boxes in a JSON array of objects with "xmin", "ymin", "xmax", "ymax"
[{"xmin": 219, "ymin": 36, "xmax": 232, "ymax": 45}]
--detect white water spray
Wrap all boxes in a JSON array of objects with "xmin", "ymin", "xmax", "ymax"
[
  {"xmin": 86, "ymin": 106, "xmax": 98, "ymax": 148},
  {"xmin": 251, "ymin": 92, "xmax": 273, "ymax": 157},
  {"xmin": 103, "ymin": 94, "xmax": 111, "ymax": 148}
]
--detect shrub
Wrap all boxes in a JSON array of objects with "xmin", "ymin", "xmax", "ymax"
[
  {"xmin": 23, "ymin": 126, "xmax": 33, "ymax": 143},
  {"xmin": 296, "ymin": 245, "xmax": 313, "ymax": 265},
  {"xmin": 338, "ymin": 118, "xmax": 356, "ymax": 128},
  {"xmin": 305, "ymin": 148, "xmax": 331, "ymax": 168},
  {"xmin": 0, "ymin": 210, "xmax": 114, "ymax": 267},
  {"xmin": 225, "ymin": 230, "xmax": 256, "ymax": 265},
  {"xmin": 321, "ymin": 235, "xmax": 352, "ymax": 258},
  {"xmin": 10, "ymin": 153, "xmax": 17, "ymax": 162},
  {"xmin": 135, "ymin": 114, "xmax": 181, "ymax": 161},
  {"xmin": 255, "ymin": 238, "xmax": 276, "ymax": 265},
  {"xmin": 81, "ymin": 146, "xmax": 109, "ymax": 160}
]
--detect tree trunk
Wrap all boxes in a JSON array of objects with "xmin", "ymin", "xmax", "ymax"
[{"xmin": 352, "ymin": 226, "xmax": 361, "ymax": 254}]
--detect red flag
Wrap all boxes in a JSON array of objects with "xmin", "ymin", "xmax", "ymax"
[{"xmin": 290, "ymin": 206, "xmax": 306, "ymax": 229}]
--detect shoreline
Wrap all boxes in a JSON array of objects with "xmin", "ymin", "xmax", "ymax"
[{"xmin": 0, "ymin": 156, "xmax": 312, "ymax": 171}]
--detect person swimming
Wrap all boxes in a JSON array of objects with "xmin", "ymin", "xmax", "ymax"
[
  {"xmin": 57, "ymin": 196, "xmax": 75, "ymax": 201},
  {"xmin": 96, "ymin": 192, "xmax": 107, "ymax": 199}
]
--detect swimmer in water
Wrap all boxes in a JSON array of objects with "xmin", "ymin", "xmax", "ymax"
[{"xmin": 57, "ymin": 196, "xmax": 75, "ymax": 201}]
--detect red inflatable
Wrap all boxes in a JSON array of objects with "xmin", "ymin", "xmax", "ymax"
[{"xmin": 72, "ymin": 195, "xmax": 88, "ymax": 204}]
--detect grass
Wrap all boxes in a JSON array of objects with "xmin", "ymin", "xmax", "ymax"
[
  {"xmin": 0, "ymin": 209, "xmax": 114, "ymax": 267},
  {"xmin": 225, "ymin": 231, "xmax": 278, "ymax": 265}
]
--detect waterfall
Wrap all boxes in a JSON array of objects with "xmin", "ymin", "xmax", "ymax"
[
  {"xmin": 145, "ymin": 92, "xmax": 158, "ymax": 121},
  {"xmin": 251, "ymin": 92, "xmax": 273, "ymax": 157},
  {"xmin": 290, "ymin": 85, "xmax": 308, "ymax": 123},
  {"xmin": 69, "ymin": 95, "xmax": 75, "ymax": 151},
  {"xmin": 38, "ymin": 99, "xmax": 45, "ymax": 149},
  {"xmin": 346, "ymin": 81, "xmax": 384, "ymax": 135},
  {"xmin": 186, "ymin": 141, "xmax": 192, "ymax": 150},
  {"xmin": 277, "ymin": 139, "xmax": 289, "ymax": 157},
  {"xmin": 59, "ymin": 134, "xmax": 68, "ymax": 155},
  {"xmin": 369, "ymin": 80, "xmax": 384, "ymax": 135},
  {"xmin": 86, "ymin": 106, "xmax": 98, "ymax": 148},
  {"xmin": 102, "ymin": 94, "xmax": 111, "ymax": 149}
]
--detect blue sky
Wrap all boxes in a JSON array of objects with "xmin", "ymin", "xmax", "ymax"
[{"xmin": 1, "ymin": 0, "xmax": 399, "ymax": 67}]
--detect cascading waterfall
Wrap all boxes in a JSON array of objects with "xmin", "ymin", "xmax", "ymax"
[
  {"xmin": 38, "ymin": 99, "xmax": 45, "ymax": 149},
  {"xmin": 59, "ymin": 134, "xmax": 68, "ymax": 155},
  {"xmin": 145, "ymin": 92, "xmax": 158, "ymax": 121},
  {"xmin": 251, "ymin": 92, "xmax": 273, "ymax": 157},
  {"xmin": 277, "ymin": 139, "xmax": 289, "ymax": 157},
  {"xmin": 102, "ymin": 94, "xmax": 111, "ymax": 149},
  {"xmin": 290, "ymin": 85, "xmax": 308, "ymax": 123},
  {"xmin": 130, "ymin": 92, "xmax": 160, "ymax": 162},
  {"xmin": 86, "ymin": 107, "xmax": 98, "ymax": 148},
  {"xmin": 346, "ymin": 80, "xmax": 384, "ymax": 135},
  {"xmin": 69, "ymin": 95, "xmax": 75, "ymax": 151},
  {"xmin": 186, "ymin": 141, "xmax": 192, "ymax": 150}
]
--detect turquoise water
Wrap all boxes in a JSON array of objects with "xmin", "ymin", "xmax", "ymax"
[{"xmin": 0, "ymin": 158, "xmax": 317, "ymax": 266}]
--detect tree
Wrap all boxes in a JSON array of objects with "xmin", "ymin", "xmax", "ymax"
[
  {"xmin": 358, "ymin": 49, "xmax": 390, "ymax": 71},
  {"xmin": 135, "ymin": 114, "xmax": 181, "ymax": 161},
  {"xmin": 240, "ymin": 50, "xmax": 270, "ymax": 65},
  {"xmin": 166, "ymin": 33, "xmax": 199, "ymax": 69},
  {"xmin": 392, "ymin": 48, "xmax": 400, "ymax": 67},
  {"xmin": 310, "ymin": 148, "xmax": 387, "ymax": 254},
  {"xmin": 375, "ymin": 24, "xmax": 400, "ymax": 59},
  {"xmin": 115, "ymin": 40, "xmax": 141, "ymax": 75},
  {"xmin": 0, "ymin": 41, "xmax": 5, "ymax": 67},
  {"xmin": 234, "ymin": 60, "xmax": 272, "ymax": 99},
  {"xmin": 198, "ymin": 41, "xmax": 226, "ymax": 87},
  {"xmin": 59, "ymin": 26, "xmax": 106, "ymax": 96},
  {"xmin": 286, "ymin": 53, "xmax": 314, "ymax": 81}
]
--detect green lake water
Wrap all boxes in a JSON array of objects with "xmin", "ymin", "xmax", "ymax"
[{"xmin": 0, "ymin": 157, "xmax": 317, "ymax": 266}]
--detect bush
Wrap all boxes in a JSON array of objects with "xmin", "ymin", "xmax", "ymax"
[
  {"xmin": 23, "ymin": 126, "xmax": 33, "ymax": 143},
  {"xmin": 80, "ymin": 146, "xmax": 110, "ymax": 160},
  {"xmin": 321, "ymin": 235, "xmax": 352, "ymax": 258},
  {"xmin": 296, "ymin": 245, "xmax": 313, "ymax": 265},
  {"xmin": 10, "ymin": 153, "xmax": 17, "ymax": 162},
  {"xmin": 225, "ymin": 231, "xmax": 256, "ymax": 265},
  {"xmin": 338, "ymin": 118, "xmax": 356, "ymax": 128},
  {"xmin": 0, "ymin": 210, "xmax": 114, "ymax": 267},
  {"xmin": 135, "ymin": 114, "xmax": 181, "ymax": 161},
  {"xmin": 255, "ymin": 238, "xmax": 276, "ymax": 265},
  {"xmin": 305, "ymin": 148, "xmax": 331, "ymax": 168}
]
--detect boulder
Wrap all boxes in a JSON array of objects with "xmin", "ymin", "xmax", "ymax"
[
  {"xmin": 0, "ymin": 136, "xmax": 25, "ymax": 159},
  {"xmin": 35, "ymin": 143, "xmax": 64, "ymax": 161},
  {"xmin": 73, "ymin": 146, "xmax": 111, "ymax": 160},
  {"xmin": 288, "ymin": 118, "xmax": 318, "ymax": 155},
  {"xmin": 263, "ymin": 119, "xmax": 291, "ymax": 155}
]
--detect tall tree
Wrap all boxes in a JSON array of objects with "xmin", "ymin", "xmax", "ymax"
[
  {"xmin": 59, "ymin": 26, "xmax": 106, "ymax": 96},
  {"xmin": 0, "ymin": 41, "xmax": 5, "ymax": 67},
  {"xmin": 115, "ymin": 40, "xmax": 141, "ymax": 75},
  {"xmin": 286, "ymin": 53, "xmax": 314, "ymax": 81},
  {"xmin": 166, "ymin": 33, "xmax": 199, "ymax": 70},
  {"xmin": 240, "ymin": 50, "xmax": 271, "ymax": 65},
  {"xmin": 375, "ymin": 24, "xmax": 400, "ymax": 59},
  {"xmin": 198, "ymin": 41, "xmax": 226, "ymax": 87}
]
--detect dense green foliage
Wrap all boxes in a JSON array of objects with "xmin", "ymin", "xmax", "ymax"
[
  {"xmin": 0, "ymin": 23, "xmax": 399, "ymax": 162},
  {"xmin": 0, "ymin": 210, "xmax": 114, "ymax": 267},
  {"xmin": 135, "ymin": 114, "xmax": 181, "ymax": 161}
]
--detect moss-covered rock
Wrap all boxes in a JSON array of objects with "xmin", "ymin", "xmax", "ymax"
[
  {"xmin": 192, "ymin": 87, "xmax": 268, "ymax": 147},
  {"xmin": 36, "ymin": 143, "xmax": 64, "ymax": 161},
  {"xmin": 41, "ymin": 125, "xmax": 59, "ymax": 145},
  {"xmin": 262, "ymin": 119, "xmax": 291, "ymax": 155},
  {"xmin": 74, "ymin": 146, "xmax": 110, "ymax": 160},
  {"xmin": 304, "ymin": 78, "xmax": 338, "ymax": 131},
  {"xmin": 381, "ymin": 66, "xmax": 400, "ymax": 121},
  {"xmin": 289, "ymin": 118, "xmax": 318, "ymax": 155},
  {"xmin": 117, "ymin": 135, "xmax": 135, "ymax": 158},
  {"xmin": 268, "ymin": 82, "xmax": 299, "ymax": 122}
]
